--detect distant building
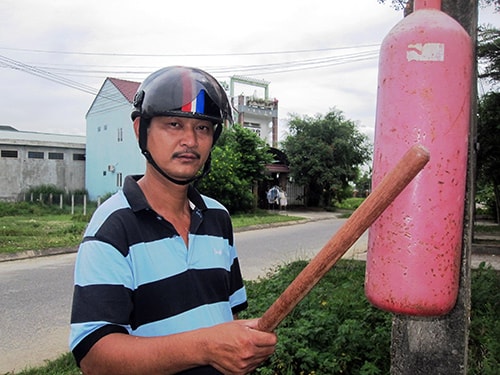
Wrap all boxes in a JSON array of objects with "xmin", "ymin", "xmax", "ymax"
[
  {"xmin": 0, "ymin": 125, "xmax": 86, "ymax": 201},
  {"xmin": 85, "ymin": 75, "xmax": 285, "ymax": 201},
  {"xmin": 229, "ymin": 76, "xmax": 279, "ymax": 147},
  {"xmin": 85, "ymin": 77, "xmax": 144, "ymax": 200}
]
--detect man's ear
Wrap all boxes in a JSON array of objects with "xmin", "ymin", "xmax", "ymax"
[{"xmin": 133, "ymin": 117, "xmax": 141, "ymax": 140}]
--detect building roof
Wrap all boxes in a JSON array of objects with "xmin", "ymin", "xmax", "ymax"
[
  {"xmin": 108, "ymin": 77, "xmax": 140, "ymax": 103},
  {"xmin": 0, "ymin": 125, "xmax": 18, "ymax": 132},
  {"xmin": 0, "ymin": 127, "xmax": 85, "ymax": 148}
]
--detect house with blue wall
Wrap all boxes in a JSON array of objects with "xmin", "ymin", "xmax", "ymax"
[
  {"xmin": 85, "ymin": 74, "xmax": 303, "ymax": 205},
  {"xmin": 85, "ymin": 77, "xmax": 144, "ymax": 200}
]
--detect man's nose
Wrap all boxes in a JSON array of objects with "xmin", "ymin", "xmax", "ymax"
[{"xmin": 180, "ymin": 126, "xmax": 198, "ymax": 147}]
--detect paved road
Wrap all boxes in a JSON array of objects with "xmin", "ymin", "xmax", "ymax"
[{"xmin": 0, "ymin": 253, "xmax": 76, "ymax": 374}]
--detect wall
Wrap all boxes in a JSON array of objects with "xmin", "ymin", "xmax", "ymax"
[{"xmin": 0, "ymin": 133, "xmax": 86, "ymax": 201}]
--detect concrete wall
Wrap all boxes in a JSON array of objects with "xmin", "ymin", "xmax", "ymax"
[{"xmin": 0, "ymin": 133, "xmax": 86, "ymax": 201}]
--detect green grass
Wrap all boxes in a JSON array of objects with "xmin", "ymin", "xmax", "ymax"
[
  {"xmin": 8, "ymin": 260, "xmax": 499, "ymax": 375},
  {"xmin": 0, "ymin": 214, "xmax": 89, "ymax": 254},
  {"xmin": 231, "ymin": 210, "xmax": 304, "ymax": 228},
  {"xmin": 474, "ymin": 223, "xmax": 500, "ymax": 234},
  {"xmin": 0, "ymin": 203, "xmax": 303, "ymax": 255}
]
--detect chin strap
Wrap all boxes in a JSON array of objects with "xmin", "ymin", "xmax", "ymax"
[
  {"xmin": 139, "ymin": 117, "xmax": 212, "ymax": 186},
  {"xmin": 141, "ymin": 149, "xmax": 211, "ymax": 185}
]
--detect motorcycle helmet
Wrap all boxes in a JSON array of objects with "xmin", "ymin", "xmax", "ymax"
[{"xmin": 132, "ymin": 66, "xmax": 232, "ymax": 185}]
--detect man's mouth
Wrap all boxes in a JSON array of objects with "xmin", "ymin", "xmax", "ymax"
[{"xmin": 172, "ymin": 151, "xmax": 201, "ymax": 160}]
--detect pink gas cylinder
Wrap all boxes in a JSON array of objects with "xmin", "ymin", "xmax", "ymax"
[{"xmin": 365, "ymin": 0, "xmax": 472, "ymax": 315}]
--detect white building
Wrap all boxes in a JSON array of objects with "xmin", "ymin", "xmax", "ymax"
[{"xmin": 0, "ymin": 125, "xmax": 86, "ymax": 201}]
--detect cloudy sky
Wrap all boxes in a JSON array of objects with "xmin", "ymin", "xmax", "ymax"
[{"xmin": 0, "ymin": 0, "xmax": 498, "ymax": 141}]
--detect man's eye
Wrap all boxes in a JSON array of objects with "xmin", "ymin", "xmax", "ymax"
[
  {"xmin": 167, "ymin": 122, "xmax": 180, "ymax": 128},
  {"xmin": 198, "ymin": 125, "xmax": 212, "ymax": 132}
]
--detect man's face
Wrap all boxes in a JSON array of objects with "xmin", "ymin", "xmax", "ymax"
[{"xmin": 145, "ymin": 116, "xmax": 214, "ymax": 182}]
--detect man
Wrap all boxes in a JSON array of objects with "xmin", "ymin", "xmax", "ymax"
[{"xmin": 69, "ymin": 66, "xmax": 277, "ymax": 374}]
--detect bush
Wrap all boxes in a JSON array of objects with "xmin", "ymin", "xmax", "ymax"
[
  {"xmin": 468, "ymin": 262, "xmax": 500, "ymax": 374},
  {"xmin": 240, "ymin": 260, "xmax": 392, "ymax": 375}
]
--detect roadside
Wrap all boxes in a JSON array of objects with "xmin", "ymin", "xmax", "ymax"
[
  {"xmin": 265, "ymin": 209, "xmax": 500, "ymax": 271},
  {"xmin": 0, "ymin": 209, "xmax": 499, "ymax": 271}
]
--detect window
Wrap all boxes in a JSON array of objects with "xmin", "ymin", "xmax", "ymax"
[
  {"xmin": 73, "ymin": 153, "xmax": 85, "ymax": 161},
  {"xmin": 244, "ymin": 122, "xmax": 261, "ymax": 137},
  {"xmin": 117, "ymin": 127, "xmax": 123, "ymax": 142},
  {"xmin": 28, "ymin": 151, "xmax": 44, "ymax": 159},
  {"xmin": 48, "ymin": 152, "xmax": 64, "ymax": 160},
  {"xmin": 116, "ymin": 172, "xmax": 123, "ymax": 187},
  {"xmin": 1, "ymin": 150, "xmax": 18, "ymax": 158}
]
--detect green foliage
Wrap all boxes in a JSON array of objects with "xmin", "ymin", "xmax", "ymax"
[
  {"xmin": 478, "ymin": 26, "xmax": 500, "ymax": 84},
  {"xmin": 8, "ymin": 352, "xmax": 81, "ymax": 375},
  {"xmin": 197, "ymin": 124, "xmax": 273, "ymax": 213},
  {"xmin": 468, "ymin": 263, "xmax": 500, "ymax": 374},
  {"xmin": 335, "ymin": 197, "xmax": 365, "ymax": 210},
  {"xmin": 0, "ymin": 201, "xmax": 49, "ymax": 217},
  {"xmin": 377, "ymin": 0, "xmax": 500, "ymax": 13},
  {"xmin": 0, "ymin": 213, "xmax": 88, "ymax": 253},
  {"xmin": 241, "ymin": 260, "xmax": 392, "ymax": 375},
  {"xmin": 477, "ymin": 91, "xmax": 500, "ymax": 222},
  {"xmin": 282, "ymin": 110, "xmax": 371, "ymax": 207},
  {"xmin": 231, "ymin": 210, "xmax": 304, "ymax": 227},
  {"xmin": 199, "ymin": 145, "xmax": 254, "ymax": 212}
]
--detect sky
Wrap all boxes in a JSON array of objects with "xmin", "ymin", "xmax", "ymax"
[{"xmin": 0, "ymin": 0, "xmax": 498, "ymax": 142}]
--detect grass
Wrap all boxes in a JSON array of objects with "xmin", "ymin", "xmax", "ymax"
[
  {"xmin": 0, "ymin": 214, "xmax": 88, "ymax": 254},
  {"xmin": 231, "ymin": 210, "xmax": 304, "ymax": 228},
  {"xmin": 0, "ymin": 203, "xmax": 304, "ymax": 255}
]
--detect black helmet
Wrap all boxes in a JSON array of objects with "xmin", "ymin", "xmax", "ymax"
[
  {"xmin": 132, "ymin": 66, "xmax": 232, "ymax": 185},
  {"xmin": 132, "ymin": 66, "xmax": 232, "ymax": 137}
]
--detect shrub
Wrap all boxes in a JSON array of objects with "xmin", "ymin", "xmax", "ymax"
[
  {"xmin": 241, "ymin": 260, "xmax": 392, "ymax": 374},
  {"xmin": 468, "ymin": 262, "xmax": 500, "ymax": 374}
]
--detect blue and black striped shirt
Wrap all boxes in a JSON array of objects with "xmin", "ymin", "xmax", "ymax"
[{"xmin": 70, "ymin": 175, "xmax": 247, "ymax": 372}]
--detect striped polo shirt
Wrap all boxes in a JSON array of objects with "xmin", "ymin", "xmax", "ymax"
[{"xmin": 69, "ymin": 175, "xmax": 248, "ymax": 370}]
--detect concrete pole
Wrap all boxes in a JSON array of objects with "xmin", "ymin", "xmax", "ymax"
[{"xmin": 390, "ymin": 1, "xmax": 478, "ymax": 374}]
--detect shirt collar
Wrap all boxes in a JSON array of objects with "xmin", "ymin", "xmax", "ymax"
[{"xmin": 123, "ymin": 175, "xmax": 207, "ymax": 213}]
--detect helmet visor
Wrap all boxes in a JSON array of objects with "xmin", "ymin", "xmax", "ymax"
[{"xmin": 136, "ymin": 66, "xmax": 232, "ymax": 123}]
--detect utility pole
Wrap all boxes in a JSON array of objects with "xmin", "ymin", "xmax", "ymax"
[{"xmin": 390, "ymin": 1, "xmax": 478, "ymax": 374}]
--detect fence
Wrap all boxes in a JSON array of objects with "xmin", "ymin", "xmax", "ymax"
[{"xmin": 20, "ymin": 193, "xmax": 99, "ymax": 215}]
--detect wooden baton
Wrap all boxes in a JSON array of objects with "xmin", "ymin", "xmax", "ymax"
[{"xmin": 257, "ymin": 144, "xmax": 430, "ymax": 332}]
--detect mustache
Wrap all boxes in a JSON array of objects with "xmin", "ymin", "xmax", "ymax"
[{"xmin": 172, "ymin": 149, "xmax": 201, "ymax": 159}]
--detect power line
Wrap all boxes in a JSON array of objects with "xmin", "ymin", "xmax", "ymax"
[
  {"xmin": 0, "ymin": 44, "xmax": 381, "ymax": 58},
  {"xmin": 1, "ymin": 46, "xmax": 380, "ymax": 82}
]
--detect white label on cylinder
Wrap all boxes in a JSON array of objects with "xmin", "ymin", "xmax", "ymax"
[{"xmin": 406, "ymin": 43, "xmax": 445, "ymax": 61}]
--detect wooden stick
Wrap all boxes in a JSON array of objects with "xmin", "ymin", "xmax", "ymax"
[{"xmin": 257, "ymin": 144, "xmax": 430, "ymax": 332}]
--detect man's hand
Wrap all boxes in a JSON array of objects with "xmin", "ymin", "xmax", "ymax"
[{"xmin": 204, "ymin": 319, "xmax": 277, "ymax": 375}]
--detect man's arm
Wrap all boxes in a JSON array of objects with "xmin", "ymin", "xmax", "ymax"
[{"xmin": 80, "ymin": 318, "xmax": 276, "ymax": 375}]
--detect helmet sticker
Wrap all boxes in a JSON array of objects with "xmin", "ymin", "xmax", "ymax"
[{"xmin": 181, "ymin": 90, "xmax": 206, "ymax": 115}]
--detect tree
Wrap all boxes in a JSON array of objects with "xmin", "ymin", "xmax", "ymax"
[
  {"xmin": 282, "ymin": 109, "xmax": 371, "ymax": 207},
  {"xmin": 377, "ymin": 0, "xmax": 500, "ymax": 12},
  {"xmin": 197, "ymin": 124, "xmax": 272, "ymax": 213},
  {"xmin": 477, "ymin": 91, "xmax": 500, "ymax": 222},
  {"xmin": 478, "ymin": 26, "xmax": 500, "ymax": 85}
]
